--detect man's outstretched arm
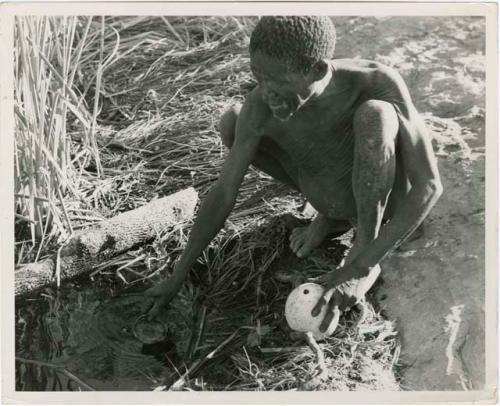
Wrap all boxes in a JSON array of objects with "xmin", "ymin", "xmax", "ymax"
[{"xmin": 145, "ymin": 98, "xmax": 264, "ymax": 318}]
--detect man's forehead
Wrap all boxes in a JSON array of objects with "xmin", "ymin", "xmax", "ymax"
[{"xmin": 251, "ymin": 52, "xmax": 294, "ymax": 73}]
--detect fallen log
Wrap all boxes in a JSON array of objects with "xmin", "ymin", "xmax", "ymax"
[{"xmin": 15, "ymin": 187, "xmax": 198, "ymax": 297}]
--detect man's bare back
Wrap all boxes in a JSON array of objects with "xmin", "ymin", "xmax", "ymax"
[{"xmin": 145, "ymin": 17, "xmax": 442, "ymax": 333}]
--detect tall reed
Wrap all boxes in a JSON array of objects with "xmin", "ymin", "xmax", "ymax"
[{"xmin": 14, "ymin": 16, "xmax": 105, "ymax": 257}]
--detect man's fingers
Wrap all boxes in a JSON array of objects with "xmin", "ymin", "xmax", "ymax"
[
  {"xmin": 319, "ymin": 291, "xmax": 342, "ymax": 332},
  {"xmin": 146, "ymin": 301, "xmax": 161, "ymax": 321},
  {"xmin": 319, "ymin": 304, "xmax": 337, "ymax": 332},
  {"xmin": 296, "ymin": 247, "xmax": 307, "ymax": 258},
  {"xmin": 320, "ymin": 305, "xmax": 341, "ymax": 335},
  {"xmin": 141, "ymin": 297, "xmax": 154, "ymax": 315},
  {"xmin": 311, "ymin": 288, "xmax": 335, "ymax": 317},
  {"xmin": 311, "ymin": 295, "xmax": 328, "ymax": 317},
  {"xmin": 353, "ymin": 301, "xmax": 369, "ymax": 328}
]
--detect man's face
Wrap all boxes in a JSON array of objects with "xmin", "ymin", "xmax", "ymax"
[{"xmin": 250, "ymin": 51, "xmax": 318, "ymax": 121}]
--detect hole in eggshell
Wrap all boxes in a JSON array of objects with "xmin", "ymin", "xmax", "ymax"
[{"xmin": 303, "ymin": 289, "xmax": 309, "ymax": 294}]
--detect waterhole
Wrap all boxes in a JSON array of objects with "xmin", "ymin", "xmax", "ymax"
[{"xmin": 15, "ymin": 284, "xmax": 186, "ymax": 391}]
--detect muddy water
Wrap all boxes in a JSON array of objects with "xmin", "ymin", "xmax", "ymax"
[{"xmin": 15, "ymin": 283, "xmax": 190, "ymax": 391}]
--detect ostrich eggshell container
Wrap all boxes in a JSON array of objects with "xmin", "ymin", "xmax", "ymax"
[{"xmin": 285, "ymin": 282, "xmax": 337, "ymax": 340}]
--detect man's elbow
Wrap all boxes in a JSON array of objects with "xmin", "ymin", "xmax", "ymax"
[
  {"xmin": 413, "ymin": 176, "xmax": 443, "ymax": 206},
  {"xmin": 427, "ymin": 177, "xmax": 443, "ymax": 203}
]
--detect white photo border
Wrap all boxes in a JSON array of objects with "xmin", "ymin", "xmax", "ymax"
[{"xmin": 1, "ymin": 2, "xmax": 497, "ymax": 404}]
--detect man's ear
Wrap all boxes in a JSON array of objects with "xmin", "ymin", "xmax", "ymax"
[{"xmin": 310, "ymin": 60, "xmax": 329, "ymax": 82}]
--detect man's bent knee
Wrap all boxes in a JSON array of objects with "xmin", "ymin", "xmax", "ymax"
[
  {"xmin": 354, "ymin": 100, "xmax": 399, "ymax": 158},
  {"xmin": 355, "ymin": 100, "xmax": 399, "ymax": 136},
  {"xmin": 219, "ymin": 103, "xmax": 242, "ymax": 149}
]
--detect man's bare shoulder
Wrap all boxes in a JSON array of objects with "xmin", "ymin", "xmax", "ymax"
[
  {"xmin": 331, "ymin": 59, "xmax": 415, "ymax": 118},
  {"xmin": 332, "ymin": 59, "xmax": 407, "ymax": 90}
]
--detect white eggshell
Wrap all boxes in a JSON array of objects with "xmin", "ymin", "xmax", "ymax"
[{"xmin": 285, "ymin": 282, "xmax": 339, "ymax": 340}]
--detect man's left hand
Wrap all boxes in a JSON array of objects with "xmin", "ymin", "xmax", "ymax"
[{"xmin": 311, "ymin": 263, "xmax": 381, "ymax": 333}]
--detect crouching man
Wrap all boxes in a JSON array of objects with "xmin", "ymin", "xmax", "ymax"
[{"xmin": 145, "ymin": 16, "xmax": 442, "ymax": 332}]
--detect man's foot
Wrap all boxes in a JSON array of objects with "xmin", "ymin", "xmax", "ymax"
[{"xmin": 289, "ymin": 214, "xmax": 351, "ymax": 258}]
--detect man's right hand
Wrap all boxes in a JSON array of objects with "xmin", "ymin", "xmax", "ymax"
[{"xmin": 143, "ymin": 278, "xmax": 182, "ymax": 320}]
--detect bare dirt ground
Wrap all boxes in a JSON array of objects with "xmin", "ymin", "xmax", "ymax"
[{"xmin": 333, "ymin": 17, "xmax": 486, "ymax": 390}]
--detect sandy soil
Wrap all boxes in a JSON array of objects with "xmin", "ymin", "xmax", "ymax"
[{"xmin": 332, "ymin": 16, "xmax": 486, "ymax": 390}]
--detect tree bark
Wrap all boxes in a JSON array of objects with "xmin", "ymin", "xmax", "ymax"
[{"xmin": 15, "ymin": 187, "xmax": 198, "ymax": 296}]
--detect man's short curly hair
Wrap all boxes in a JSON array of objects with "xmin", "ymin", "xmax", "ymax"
[{"xmin": 250, "ymin": 16, "xmax": 336, "ymax": 74}]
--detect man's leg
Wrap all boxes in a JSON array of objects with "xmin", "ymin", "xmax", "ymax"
[
  {"xmin": 340, "ymin": 100, "xmax": 399, "ymax": 300},
  {"xmin": 220, "ymin": 104, "xmax": 351, "ymax": 259},
  {"xmin": 386, "ymin": 155, "xmax": 425, "ymax": 245}
]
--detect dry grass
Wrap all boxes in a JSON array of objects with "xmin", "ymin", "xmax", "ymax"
[
  {"xmin": 14, "ymin": 16, "xmax": 115, "ymax": 263},
  {"xmin": 15, "ymin": 16, "xmax": 401, "ymax": 391}
]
